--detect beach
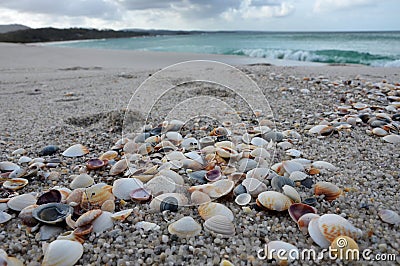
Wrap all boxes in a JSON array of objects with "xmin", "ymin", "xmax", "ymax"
[{"xmin": 0, "ymin": 43, "xmax": 399, "ymax": 265}]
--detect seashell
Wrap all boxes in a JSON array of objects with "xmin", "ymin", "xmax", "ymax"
[
  {"xmin": 235, "ymin": 193, "xmax": 251, "ymax": 206},
  {"xmin": 168, "ymin": 216, "xmax": 202, "ymax": 238},
  {"xmin": 109, "ymin": 159, "xmax": 128, "ymax": 175},
  {"xmin": 66, "ymin": 188, "xmax": 84, "ymax": 206},
  {"xmin": 3, "ymin": 178, "xmax": 28, "ymax": 190},
  {"xmin": 308, "ymin": 217, "xmax": 331, "ymax": 248},
  {"xmin": 233, "ymin": 184, "xmax": 247, "ymax": 196},
  {"xmin": 12, "ymin": 148, "xmax": 27, "ymax": 156},
  {"xmin": 311, "ymin": 161, "xmax": 337, "ymax": 171},
  {"xmin": 100, "ymin": 199, "xmax": 115, "ymax": 212},
  {"xmin": 7, "ymin": 193, "xmax": 37, "ymax": 211},
  {"xmin": 190, "ymin": 191, "xmax": 211, "ymax": 205},
  {"xmin": 238, "ymin": 158, "xmax": 258, "ymax": 173},
  {"xmin": 85, "ymin": 158, "xmax": 105, "ymax": 170},
  {"xmin": 382, "ymin": 134, "xmax": 400, "ymax": 144},
  {"xmin": 271, "ymin": 175, "xmax": 295, "ymax": 192},
  {"xmin": 302, "ymin": 197, "xmax": 317, "ymax": 206},
  {"xmin": 130, "ymin": 188, "xmax": 152, "ymax": 202},
  {"xmin": 70, "ymin": 173, "xmax": 94, "ymax": 189},
  {"xmin": 164, "ymin": 131, "xmax": 183, "ymax": 145},
  {"xmin": 39, "ymin": 225, "xmax": 65, "ymax": 241},
  {"xmin": 288, "ymin": 203, "xmax": 317, "ymax": 222},
  {"xmin": 0, "ymin": 211, "xmax": 12, "ymax": 224},
  {"xmin": 184, "ymin": 151, "xmax": 204, "ymax": 165},
  {"xmin": 246, "ymin": 168, "xmax": 270, "ymax": 180},
  {"xmin": 282, "ymin": 160, "xmax": 304, "ymax": 174},
  {"xmin": 112, "ymin": 178, "xmax": 144, "ymax": 200},
  {"xmin": 198, "ymin": 202, "xmax": 234, "ymax": 221},
  {"xmin": 18, "ymin": 156, "xmax": 32, "ymax": 164},
  {"xmin": 111, "ymin": 208, "xmax": 133, "ymax": 221},
  {"xmin": 81, "ymin": 183, "xmax": 115, "ymax": 209},
  {"xmin": 199, "ymin": 136, "xmax": 215, "ymax": 148},
  {"xmin": 39, "ymin": 145, "xmax": 59, "ymax": 156},
  {"xmin": 42, "ymin": 239, "xmax": 83, "ymax": 266},
  {"xmin": 378, "ymin": 209, "xmax": 400, "ymax": 225},
  {"xmin": 216, "ymin": 147, "xmax": 238, "ymax": 159},
  {"xmin": 263, "ymin": 131, "xmax": 284, "ymax": 142},
  {"xmin": 250, "ymin": 147, "xmax": 270, "ymax": 160},
  {"xmin": 0, "ymin": 161, "xmax": 20, "ymax": 171},
  {"xmin": 256, "ymin": 191, "xmax": 293, "ymax": 212},
  {"xmin": 37, "ymin": 190, "xmax": 62, "ymax": 205},
  {"xmin": 157, "ymin": 169, "xmax": 184, "ymax": 185},
  {"xmin": 286, "ymin": 149, "xmax": 302, "ymax": 158},
  {"xmin": 371, "ymin": 127, "xmax": 388, "ymax": 137},
  {"xmin": 9, "ymin": 167, "xmax": 27, "ymax": 178},
  {"xmin": 330, "ymin": 236, "xmax": 359, "ymax": 261},
  {"xmin": 242, "ymin": 178, "xmax": 267, "ymax": 197},
  {"xmin": 76, "ymin": 209, "xmax": 102, "ymax": 227},
  {"xmin": 187, "ymin": 170, "xmax": 207, "ymax": 183},
  {"xmin": 241, "ymin": 133, "xmax": 252, "ymax": 144},
  {"xmin": 145, "ymin": 175, "xmax": 176, "ymax": 196},
  {"xmin": 149, "ymin": 193, "xmax": 188, "ymax": 212},
  {"xmin": 181, "ymin": 159, "xmax": 204, "ymax": 171},
  {"xmin": 277, "ymin": 141, "xmax": 293, "ymax": 150},
  {"xmin": 165, "ymin": 151, "xmax": 186, "ymax": 161},
  {"xmin": 282, "ymin": 185, "xmax": 301, "ymax": 203},
  {"xmin": 314, "ymin": 181, "xmax": 342, "ymax": 202},
  {"xmin": 62, "ymin": 144, "xmax": 89, "ymax": 157},
  {"xmin": 18, "ymin": 204, "xmax": 39, "ymax": 226},
  {"xmin": 309, "ymin": 125, "xmax": 330, "ymax": 134},
  {"xmin": 99, "ymin": 150, "xmax": 118, "ymax": 161},
  {"xmin": 205, "ymin": 168, "xmax": 221, "ymax": 182},
  {"xmin": 33, "ymin": 203, "xmax": 73, "ymax": 224},
  {"xmin": 289, "ymin": 171, "xmax": 308, "ymax": 181},
  {"xmin": 188, "ymin": 179, "xmax": 234, "ymax": 199},
  {"xmin": 209, "ymin": 127, "xmax": 229, "ymax": 137},
  {"xmin": 318, "ymin": 214, "xmax": 362, "ymax": 243},
  {"xmin": 297, "ymin": 213, "xmax": 320, "ymax": 234},
  {"xmin": 73, "ymin": 223, "xmax": 93, "ymax": 236},
  {"xmin": 181, "ymin": 137, "xmax": 199, "ymax": 151},
  {"xmin": 135, "ymin": 221, "xmax": 160, "ymax": 231},
  {"xmin": 265, "ymin": 241, "xmax": 299, "ymax": 265},
  {"xmin": 92, "ymin": 211, "xmax": 114, "ymax": 233},
  {"xmin": 250, "ymin": 137, "xmax": 268, "ymax": 147},
  {"xmin": 203, "ymin": 215, "xmax": 235, "ymax": 237}
]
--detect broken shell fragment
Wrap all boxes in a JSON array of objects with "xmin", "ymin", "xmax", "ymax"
[
  {"xmin": 92, "ymin": 211, "xmax": 114, "ymax": 233},
  {"xmin": 111, "ymin": 209, "xmax": 133, "ymax": 221},
  {"xmin": 168, "ymin": 216, "xmax": 202, "ymax": 238}
]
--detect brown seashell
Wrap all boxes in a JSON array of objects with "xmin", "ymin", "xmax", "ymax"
[
  {"xmin": 297, "ymin": 213, "xmax": 320, "ymax": 234},
  {"xmin": 99, "ymin": 150, "xmax": 118, "ymax": 161},
  {"xmin": 109, "ymin": 159, "xmax": 128, "ymax": 175},
  {"xmin": 73, "ymin": 224, "xmax": 93, "ymax": 236},
  {"xmin": 76, "ymin": 209, "xmax": 102, "ymax": 227},
  {"xmin": 3, "ymin": 178, "xmax": 28, "ymax": 190},
  {"xmin": 314, "ymin": 181, "xmax": 342, "ymax": 202},
  {"xmin": 100, "ymin": 199, "xmax": 115, "ymax": 212},
  {"xmin": 66, "ymin": 188, "xmax": 84, "ymax": 206},
  {"xmin": 81, "ymin": 184, "xmax": 115, "ymax": 210},
  {"xmin": 86, "ymin": 159, "xmax": 106, "ymax": 170},
  {"xmin": 37, "ymin": 190, "xmax": 62, "ymax": 205},
  {"xmin": 307, "ymin": 168, "xmax": 320, "ymax": 175},
  {"xmin": 288, "ymin": 203, "xmax": 317, "ymax": 222},
  {"xmin": 18, "ymin": 204, "xmax": 39, "ymax": 227},
  {"xmin": 330, "ymin": 236, "xmax": 359, "ymax": 261}
]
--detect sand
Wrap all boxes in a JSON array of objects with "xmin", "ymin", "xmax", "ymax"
[{"xmin": 0, "ymin": 43, "xmax": 399, "ymax": 265}]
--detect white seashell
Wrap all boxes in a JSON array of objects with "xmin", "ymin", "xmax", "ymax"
[
  {"xmin": 111, "ymin": 209, "xmax": 133, "ymax": 221},
  {"xmin": 18, "ymin": 156, "xmax": 32, "ymax": 164},
  {"xmin": 181, "ymin": 137, "xmax": 199, "ymax": 150},
  {"xmin": 184, "ymin": 151, "xmax": 204, "ymax": 165},
  {"xmin": 282, "ymin": 160, "xmax": 305, "ymax": 174},
  {"xmin": 112, "ymin": 178, "xmax": 143, "ymax": 200},
  {"xmin": 257, "ymin": 191, "xmax": 293, "ymax": 211},
  {"xmin": 70, "ymin": 174, "xmax": 94, "ymax": 189},
  {"xmin": 9, "ymin": 168, "xmax": 27, "ymax": 179},
  {"xmin": 203, "ymin": 215, "xmax": 235, "ymax": 237},
  {"xmin": 382, "ymin": 134, "xmax": 400, "ymax": 144},
  {"xmin": 164, "ymin": 131, "xmax": 183, "ymax": 144},
  {"xmin": 378, "ymin": 209, "xmax": 400, "ymax": 225},
  {"xmin": 7, "ymin": 193, "xmax": 37, "ymax": 211},
  {"xmin": 235, "ymin": 193, "xmax": 251, "ymax": 206},
  {"xmin": 3, "ymin": 178, "xmax": 28, "ymax": 190},
  {"xmin": 250, "ymin": 148, "xmax": 270, "ymax": 160},
  {"xmin": 270, "ymin": 162, "xmax": 282, "ymax": 173},
  {"xmin": 265, "ymin": 241, "xmax": 299, "ymax": 264},
  {"xmin": 297, "ymin": 213, "xmax": 320, "ymax": 234},
  {"xmin": 190, "ymin": 191, "xmax": 211, "ymax": 205},
  {"xmin": 0, "ymin": 211, "xmax": 12, "ymax": 224},
  {"xmin": 318, "ymin": 214, "xmax": 362, "ymax": 242},
  {"xmin": 238, "ymin": 158, "xmax": 258, "ymax": 172},
  {"xmin": 109, "ymin": 159, "xmax": 128, "ymax": 175},
  {"xmin": 188, "ymin": 179, "xmax": 234, "ymax": 199},
  {"xmin": 42, "ymin": 239, "xmax": 83, "ymax": 266},
  {"xmin": 311, "ymin": 161, "xmax": 337, "ymax": 171},
  {"xmin": 242, "ymin": 178, "xmax": 267, "ymax": 197},
  {"xmin": 135, "ymin": 221, "xmax": 160, "ymax": 231},
  {"xmin": 61, "ymin": 144, "xmax": 89, "ymax": 157},
  {"xmin": 216, "ymin": 147, "xmax": 239, "ymax": 159},
  {"xmin": 145, "ymin": 175, "xmax": 176, "ymax": 196},
  {"xmin": 168, "ymin": 216, "xmax": 202, "ymax": 238},
  {"xmin": 250, "ymin": 137, "xmax": 268, "ymax": 147},
  {"xmin": 286, "ymin": 149, "xmax": 302, "ymax": 157},
  {"xmin": 246, "ymin": 168, "xmax": 270, "ymax": 180},
  {"xmin": 149, "ymin": 193, "xmax": 188, "ymax": 212},
  {"xmin": 308, "ymin": 217, "xmax": 331, "ymax": 248},
  {"xmin": 157, "ymin": 169, "xmax": 184, "ymax": 185},
  {"xmin": 165, "ymin": 151, "xmax": 186, "ymax": 161},
  {"xmin": 92, "ymin": 211, "xmax": 114, "ymax": 233},
  {"xmin": 0, "ymin": 161, "xmax": 20, "ymax": 171},
  {"xmin": 289, "ymin": 171, "xmax": 309, "ymax": 181},
  {"xmin": 290, "ymin": 158, "xmax": 312, "ymax": 166},
  {"xmin": 277, "ymin": 141, "xmax": 293, "ymax": 150},
  {"xmin": 241, "ymin": 133, "xmax": 252, "ymax": 144},
  {"xmin": 198, "ymin": 202, "xmax": 234, "ymax": 221},
  {"xmin": 181, "ymin": 159, "xmax": 204, "ymax": 171},
  {"xmin": 12, "ymin": 148, "xmax": 27, "ymax": 156},
  {"xmin": 372, "ymin": 127, "xmax": 389, "ymax": 137},
  {"xmin": 309, "ymin": 125, "xmax": 329, "ymax": 134},
  {"xmin": 215, "ymin": 141, "xmax": 235, "ymax": 149},
  {"xmin": 282, "ymin": 185, "xmax": 301, "ymax": 203}
]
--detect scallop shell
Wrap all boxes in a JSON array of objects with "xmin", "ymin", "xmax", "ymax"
[
  {"xmin": 0, "ymin": 161, "xmax": 20, "ymax": 171},
  {"xmin": 242, "ymin": 178, "xmax": 267, "ymax": 197},
  {"xmin": 149, "ymin": 193, "xmax": 188, "ymax": 212},
  {"xmin": 265, "ymin": 241, "xmax": 299, "ymax": 264},
  {"xmin": 256, "ymin": 191, "xmax": 293, "ymax": 212},
  {"xmin": 314, "ymin": 181, "xmax": 342, "ymax": 201},
  {"xmin": 382, "ymin": 134, "xmax": 400, "ymax": 144},
  {"xmin": 288, "ymin": 203, "xmax": 317, "ymax": 222},
  {"xmin": 33, "ymin": 203, "xmax": 73, "ymax": 224},
  {"xmin": 297, "ymin": 213, "xmax": 320, "ymax": 234},
  {"xmin": 188, "ymin": 179, "xmax": 234, "ymax": 199},
  {"xmin": 198, "ymin": 202, "xmax": 234, "ymax": 221},
  {"xmin": 112, "ymin": 178, "xmax": 144, "ymax": 200},
  {"xmin": 203, "ymin": 215, "xmax": 235, "ymax": 237},
  {"xmin": 282, "ymin": 185, "xmax": 301, "ymax": 203},
  {"xmin": 111, "ymin": 209, "xmax": 133, "ymax": 221},
  {"xmin": 70, "ymin": 174, "xmax": 94, "ymax": 189},
  {"xmin": 76, "ymin": 209, "xmax": 102, "ymax": 227},
  {"xmin": 235, "ymin": 193, "xmax": 251, "ymax": 206},
  {"xmin": 190, "ymin": 191, "xmax": 211, "ymax": 205},
  {"xmin": 3, "ymin": 178, "xmax": 28, "ymax": 190},
  {"xmin": 145, "ymin": 175, "xmax": 176, "ymax": 196},
  {"xmin": 378, "ymin": 209, "xmax": 400, "ymax": 225},
  {"xmin": 318, "ymin": 214, "xmax": 362, "ymax": 243},
  {"xmin": 109, "ymin": 159, "xmax": 128, "ymax": 175},
  {"xmin": 0, "ymin": 211, "xmax": 12, "ymax": 224},
  {"xmin": 330, "ymin": 235, "xmax": 359, "ymax": 261},
  {"xmin": 62, "ymin": 144, "xmax": 89, "ymax": 157},
  {"xmin": 92, "ymin": 211, "xmax": 114, "ymax": 233},
  {"xmin": 81, "ymin": 183, "xmax": 115, "ymax": 209},
  {"xmin": 7, "ymin": 193, "xmax": 37, "ymax": 211},
  {"xmin": 42, "ymin": 239, "xmax": 83, "ymax": 266},
  {"xmin": 168, "ymin": 216, "xmax": 202, "ymax": 238}
]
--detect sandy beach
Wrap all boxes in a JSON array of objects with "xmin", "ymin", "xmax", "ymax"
[{"xmin": 0, "ymin": 43, "xmax": 399, "ymax": 265}]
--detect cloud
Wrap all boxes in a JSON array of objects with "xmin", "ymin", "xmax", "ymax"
[
  {"xmin": 313, "ymin": 0, "xmax": 375, "ymax": 13},
  {"xmin": 0, "ymin": 0, "xmax": 121, "ymax": 19},
  {"xmin": 222, "ymin": 0, "xmax": 295, "ymax": 20}
]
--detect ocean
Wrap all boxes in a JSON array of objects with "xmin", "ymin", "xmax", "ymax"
[{"xmin": 46, "ymin": 31, "xmax": 400, "ymax": 67}]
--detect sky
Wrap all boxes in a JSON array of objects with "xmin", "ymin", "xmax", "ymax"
[{"xmin": 0, "ymin": 0, "xmax": 399, "ymax": 31}]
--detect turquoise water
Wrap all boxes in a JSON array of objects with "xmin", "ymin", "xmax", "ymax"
[{"xmin": 47, "ymin": 32, "xmax": 400, "ymax": 67}]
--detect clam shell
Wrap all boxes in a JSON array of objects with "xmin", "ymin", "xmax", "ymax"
[
  {"xmin": 250, "ymin": 148, "xmax": 270, "ymax": 159},
  {"xmin": 330, "ymin": 236, "xmax": 359, "ymax": 261},
  {"xmin": 205, "ymin": 168, "xmax": 221, "ymax": 182},
  {"xmin": 7, "ymin": 193, "xmax": 37, "ymax": 211},
  {"xmin": 81, "ymin": 183, "xmax": 115, "ymax": 209},
  {"xmin": 282, "ymin": 185, "xmax": 301, "ymax": 203},
  {"xmin": 62, "ymin": 144, "xmax": 89, "ymax": 157},
  {"xmin": 168, "ymin": 216, "xmax": 202, "ymax": 238},
  {"xmin": 382, "ymin": 134, "xmax": 400, "ymax": 144},
  {"xmin": 238, "ymin": 158, "xmax": 257, "ymax": 172},
  {"xmin": 66, "ymin": 188, "xmax": 84, "ymax": 206},
  {"xmin": 378, "ymin": 209, "xmax": 400, "ymax": 225},
  {"xmin": 181, "ymin": 159, "xmax": 204, "ymax": 171},
  {"xmin": 0, "ymin": 161, "xmax": 20, "ymax": 171},
  {"xmin": 282, "ymin": 160, "xmax": 304, "ymax": 174},
  {"xmin": 265, "ymin": 241, "xmax": 299, "ymax": 264},
  {"xmin": 308, "ymin": 217, "xmax": 331, "ymax": 248},
  {"xmin": 165, "ymin": 151, "xmax": 186, "ymax": 161},
  {"xmin": 130, "ymin": 188, "xmax": 152, "ymax": 202},
  {"xmin": 92, "ymin": 211, "xmax": 114, "ymax": 233},
  {"xmin": 164, "ymin": 131, "xmax": 183, "ymax": 145},
  {"xmin": 70, "ymin": 174, "xmax": 94, "ymax": 189},
  {"xmin": 0, "ymin": 211, "xmax": 12, "ymax": 224},
  {"xmin": 190, "ymin": 191, "xmax": 211, "ymax": 205},
  {"xmin": 289, "ymin": 171, "xmax": 309, "ymax": 181},
  {"xmin": 246, "ymin": 168, "xmax": 270, "ymax": 180},
  {"xmin": 256, "ymin": 191, "xmax": 293, "ymax": 212},
  {"xmin": 216, "ymin": 147, "xmax": 238, "ymax": 159},
  {"xmin": 76, "ymin": 209, "xmax": 102, "ymax": 227},
  {"xmin": 109, "ymin": 159, "xmax": 128, "ymax": 175},
  {"xmin": 99, "ymin": 150, "xmax": 118, "ymax": 161},
  {"xmin": 250, "ymin": 137, "xmax": 268, "ymax": 147},
  {"xmin": 184, "ymin": 151, "xmax": 204, "ymax": 165},
  {"xmin": 149, "ymin": 193, "xmax": 188, "ymax": 212},
  {"xmin": 203, "ymin": 215, "xmax": 235, "ymax": 237},
  {"xmin": 242, "ymin": 178, "xmax": 267, "ymax": 197},
  {"xmin": 145, "ymin": 175, "xmax": 176, "ymax": 196},
  {"xmin": 18, "ymin": 156, "xmax": 32, "ymax": 164},
  {"xmin": 235, "ymin": 193, "xmax": 251, "ymax": 206},
  {"xmin": 318, "ymin": 214, "xmax": 362, "ymax": 242},
  {"xmin": 9, "ymin": 168, "xmax": 27, "ymax": 179},
  {"xmin": 297, "ymin": 213, "xmax": 320, "ymax": 234},
  {"xmin": 199, "ymin": 136, "xmax": 215, "ymax": 148},
  {"xmin": 271, "ymin": 175, "xmax": 295, "ymax": 192},
  {"xmin": 311, "ymin": 161, "xmax": 337, "ymax": 171},
  {"xmin": 288, "ymin": 203, "xmax": 317, "ymax": 222},
  {"xmin": 112, "ymin": 178, "xmax": 144, "ymax": 200},
  {"xmin": 187, "ymin": 170, "xmax": 207, "ymax": 183},
  {"xmin": 85, "ymin": 158, "xmax": 105, "ymax": 170},
  {"xmin": 309, "ymin": 125, "xmax": 330, "ymax": 134},
  {"xmin": 111, "ymin": 209, "xmax": 133, "ymax": 221},
  {"xmin": 42, "ymin": 240, "xmax": 83, "ymax": 266},
  {"xmin": 100, "ymin": 199, "xmax": 116, "ymax": 212},
  {"xmin": 314, "ymin": 181, "xmax": 342, "ymax": 201},
  {"xmin": 188, "ymin": 179, "xmax": 234, "ymax": 199},
  {"xmin": 33, "ymin": 203, "xmax": 73, "ymax": 224},
  {"xmin": 3, "ymin": 178, "xmax": 28, "ymax": 190},
  {"xmin": 18, "ymin": 204, "xmax": 39, "ymax": 226},
  {"xmin": 37, "ymin": 190, "xmax": 62, "ymax": 205},
  {"xmin": 198, "ymin": 202, "xmax": 234, "ymax": 221},
  {"xmin": 157, "ymin": 169, "xmax": 184, "ymax": 185}
]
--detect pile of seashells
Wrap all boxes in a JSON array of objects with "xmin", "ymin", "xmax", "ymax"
[{"xmin": 1, "ymin": 116, "xmax": 399, "ymax": 265}]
